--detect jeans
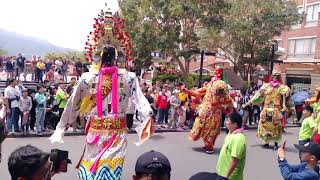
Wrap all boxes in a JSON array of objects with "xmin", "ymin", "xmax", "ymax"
[
  {"xmin": 7, "ymin": 107, "xmax": 20, "ymax": 132},
  {"xmin": 35, "ymin": 108, "xmax": 46, "ymax": 134},
  {"xmin": 158, "ymin": 109, "xmax": 166, "ymax": 124},
  {"xmin": 20, "ymin": 112, "xmax": 29, "ymax": 133}
]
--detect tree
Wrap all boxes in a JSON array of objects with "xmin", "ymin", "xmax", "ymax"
[
  {"xmin": 0, "ymin": 48, "xmax": 7, "ymax": 56},
  {"xmin": 44, "ymin": 51, "xmax": 85, "ymax": 62},
  {"xmin": 199, "ymin": 0, "xmax": 301, "ymax": 79},
  {"xmin": 119, "ymin": 0, "xmax": 228, "ymax": 79}
]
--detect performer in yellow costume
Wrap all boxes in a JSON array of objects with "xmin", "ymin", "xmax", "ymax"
[
  {"xmin": 49, "ymin": 10, "xmax": 154, "ymax": 180},
  {"xmin": 243, "ymin": 69, "xmax": 289, "ymax": 149},
  {"xmin": 183, "ymin": 67, "xmax": 234, "ymax": 154}
]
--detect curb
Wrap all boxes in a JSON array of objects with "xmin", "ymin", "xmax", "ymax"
[{"xmin": 5, "ymin": 125, "xmax": 300, "ymax": 138}]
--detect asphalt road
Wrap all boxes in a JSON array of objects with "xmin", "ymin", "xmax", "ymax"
[{"xmin": 0, "ymin": 128, "xmax": 302, "ymax": 180}]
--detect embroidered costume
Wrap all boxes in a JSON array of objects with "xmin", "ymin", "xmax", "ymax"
[
  {"xmin": 243, "ymin": 70, "xmax": 289, "ymax": 148},
  {"xmin": 183, "ymin": 66, "xmax": 234, "ymax": 153},
  {"xmin": 49, "ymin": 10, "xmax": 154, "ymax": 180}
]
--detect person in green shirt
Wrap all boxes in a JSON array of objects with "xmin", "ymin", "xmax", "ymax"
[
  {"xmin": 55, "ymin": 79, "xmax": 69, "ymax": 120},
  {"xmin": 216, "ymin": 112, "xmax": 246, "ymax": 180},
  {"xmin": 299, "ymin": 105, "xmax": 317, "ymax": 146}
]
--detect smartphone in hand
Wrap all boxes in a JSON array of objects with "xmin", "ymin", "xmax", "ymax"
[
  {"xmin": 282, "ymin": 140, "xmax": 287, "ymax": 150},
  {"xmin": 50, "ymin": 149, "xmax": 71, "ymax": 173}
]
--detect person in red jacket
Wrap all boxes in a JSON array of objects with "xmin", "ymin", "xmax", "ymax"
[{"xmin": 157, "ymin": 88, "xmax": 168, "ymax": 124}]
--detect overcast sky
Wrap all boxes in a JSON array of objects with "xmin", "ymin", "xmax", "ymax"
[{"xmin": 0, "ymin": 0, "xmax": 119, "ymax": 50}]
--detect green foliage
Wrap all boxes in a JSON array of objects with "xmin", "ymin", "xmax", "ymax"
[
  {"xmin": 199, "ymin": 0, "xmax": 301, "ymax": 79},
  {"xmin": 0, "ymin": 48, "xmax": 7, "ymax": 56},
  {"xmin": 120, "ymin": 0, "xmax": 228, "ymax": 77},
  {"xmin": 44, "ymin": 51, "xmax": 85, "ymax": 62},
  {"xmin": 152, "ymin": 73, "xmax": 211, "ymax": 89}
]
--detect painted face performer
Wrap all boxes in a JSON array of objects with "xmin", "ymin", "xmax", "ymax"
[
  {"xmin": 182, "ymin": 66, "xmax": 234, "ymax": 154},
  {"xmin": 49, "ymin": 10, "xmax": 154, "ymax": 180},
  {"xmin": 242, "ymin": 69, "xmax": 290, "ymax": 149}
]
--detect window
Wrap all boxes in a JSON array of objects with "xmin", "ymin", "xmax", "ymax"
[
  {"xmin": 291, "ymin": 7, "xmax": 303, "ymax": 28},
  {"xmin": 288, "ymin": 38, "xmax": 316, "ymax": 57},
  {"xmin": 306, "ymin": 4, "xmax": 320, "ymax": 22}
]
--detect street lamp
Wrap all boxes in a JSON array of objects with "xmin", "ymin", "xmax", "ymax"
[{"xmin": 198, "ymin": 50, "xmax": 216, "ymax": 88}]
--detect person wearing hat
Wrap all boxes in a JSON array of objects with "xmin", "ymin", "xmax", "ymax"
[
  {"xmin": 189, "ymin": 172, "xmax": 227, "ymax": 180},
  {"xmin": 277, "ymin": 142, "xmax": 320, "ymax": 180},
  {"xmin": 133, "ymin": 150, "xmax": 171, "ymax": 180}
]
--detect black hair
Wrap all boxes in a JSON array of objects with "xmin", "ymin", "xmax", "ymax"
[
  {"xmin": 8, "ymin": 78, "xmax": 16, "ymax": 85},
  {"xmin": 304, "ymin": 105, "xmax": 313, "ymax": 114},
  {"xmin": 43, "ymin": 80, "xmax": 50, "ymax": 84},
  {"xmin": 71, "ymin": 77, "xmax": 77, "ymax": 80},
  {"xmin": 8, "ymin": 145, "xmax": 49, "ymax": 180},
  {"xmin": 229, "ymin": 112, "xmax": 243, "ymax": 128},
  {"xmin": 36, "ymin": 84, "xmax": 44, "ymax": 91},
  {"xmin": 101, "ymin": 46, "xmax": 116, "ymax": 67}
]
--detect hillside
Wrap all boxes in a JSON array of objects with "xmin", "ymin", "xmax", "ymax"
[{"xmin": 0, "ymin": 29, "xmax": 73, "ymax": 57}]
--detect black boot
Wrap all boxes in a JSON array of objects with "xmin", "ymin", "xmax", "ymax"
[
  {"xmin": 263, "ymin": 143, "xmax": 270, "ymax": 148},
  {"xmin": 274, "ymin": 142, "xmax": 279, "ymax": 150}
]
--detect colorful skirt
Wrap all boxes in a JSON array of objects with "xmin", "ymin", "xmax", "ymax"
[
  {"xmin": 189, "ymin": 109, "xmax": 222, "ymax": 144},
  {"xmin": 78, "ymin": 114, "xmax": 128, "ymax": 180},
  {"xmin": 257, "ymin": 108, "xmax": 282, "ymax": 143}
]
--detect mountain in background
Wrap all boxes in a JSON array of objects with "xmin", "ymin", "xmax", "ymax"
[{"xmin": 0, "ymin": 28, "xmax": 73, "ymax": 57}]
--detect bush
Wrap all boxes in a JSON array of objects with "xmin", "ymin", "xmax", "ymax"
[{"xmin": 152, "ymin": 73, "xmax": 211, "ymax": 89}]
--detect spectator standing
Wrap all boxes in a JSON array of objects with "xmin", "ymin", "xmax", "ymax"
[
  {"xmin": 169, "ymin": 90, "xmax": 181, "ymax": 129},
  {"xmin": 46, "ymin": 67, "xmax": 54, "ymax": 83},
  {"xmin": 29, "ymin": 89, "xmax": 37, "ymax": 131},
  {"xmin": 18, "ymin": 88, "xmax": 32, "ymax": 135},
  {"xmin": 66, "ymin": 77, "xmax": 77, "ymax": 96},
  {"xmin": 36, "ymin": 58, "xmax": 45, "ymax": 82},
  {"xmin": 5, "ymin": 57, "xmax": 15, "ymax": 79},
  {"xmin": 277, "ymin": 142, "xmax": 320, "ymax": 180},
  {"xmin": 55, "ymin": 79, "xmax": 69, "ymax": 120},
  {"xmin": 75, "ymin": 60, "xmax": 83, "ymax": 80},
  {"xmin": 299, "ymin": 106, "xmax": 317, "ymax": 147},
  {"xmin": 157, "ymin": 88, "xmax": 168, "ymax": 125},
  {"xmin": 31, "ymin": 55, "xmax": 38, "ymax": 81},
  {"xmin": 15, "ymin": 53, "xmax": 26, "ymax": 81},
  {"xmin": 4, "ymin": 78, "xmax": 21, "ymax": 133},
  {"xmin": 35, "ymin": 84, "xmax": 48, "ymax": 136},
  {"xmin": 61, "ymin": 60, "xmax": 68, "ymax": 82},
  {"xmin": 216, "ymin": 112, "xmax": 246, "ymax": 180}
]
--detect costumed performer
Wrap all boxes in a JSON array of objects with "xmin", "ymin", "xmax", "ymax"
[
  {"xmin": 49, "ymin": 10, "xmax": 154, "ymax": 180},
  {"xmin": 242, "ymin": 69, "xmax": 290, "ymax": 149},
  {"xmin": 182, "ymin": 66, "xmax": 234, "ymax": 154}
]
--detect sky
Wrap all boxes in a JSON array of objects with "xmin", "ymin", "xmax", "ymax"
[{"xmin": 0, "ymin": 0, "xmax": 119, "ymax": 50}]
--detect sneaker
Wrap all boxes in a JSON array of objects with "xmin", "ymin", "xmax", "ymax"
[
  {"xmin": 38, "ymin": 133, "xmax": 43, "ymax": 137},
  {"xmin": 205, "ymin": 149, "xmax": 214, "ymax": 154}
]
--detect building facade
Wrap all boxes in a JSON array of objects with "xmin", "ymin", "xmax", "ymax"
[{"xmin": 275, "ymin": 0, "xmax": 320, "ymax": 91}]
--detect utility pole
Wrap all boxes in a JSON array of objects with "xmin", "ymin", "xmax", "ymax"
[
  {"xmin": 270, "ymin": 43, "xmax": 278, "ymax": 75},
  {"xmin": 198, "ymin": 51, "xmax": 216, "ymax": 88},
  {"xmin": 198, "ymin": 50, "xmax": 204, "ymax": 88}
]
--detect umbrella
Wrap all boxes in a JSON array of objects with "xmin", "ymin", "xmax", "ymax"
[{"xmin": 292, "ymin": 91, "xmax": 310, "ymax": 105}]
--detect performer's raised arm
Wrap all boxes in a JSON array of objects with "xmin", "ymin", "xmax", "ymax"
[
  {"xmin": 129, "ymin": 74, "xmax": 154, "ymax": 145},
  {"xmin": 182, "ymin": 83, "xmax": 208, "ymax": 98},
  {"xmin": 49, "ymin": 78, "xmax": 86, "ymax": 143},
  {"xmin": 242, "ymin": 85, "xmax": 266, "ymax": 108}
]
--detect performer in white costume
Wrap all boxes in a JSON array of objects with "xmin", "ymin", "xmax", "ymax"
[{"xmin": 49, "ymin": 9, "xmax": 154, "ymax": 180}]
